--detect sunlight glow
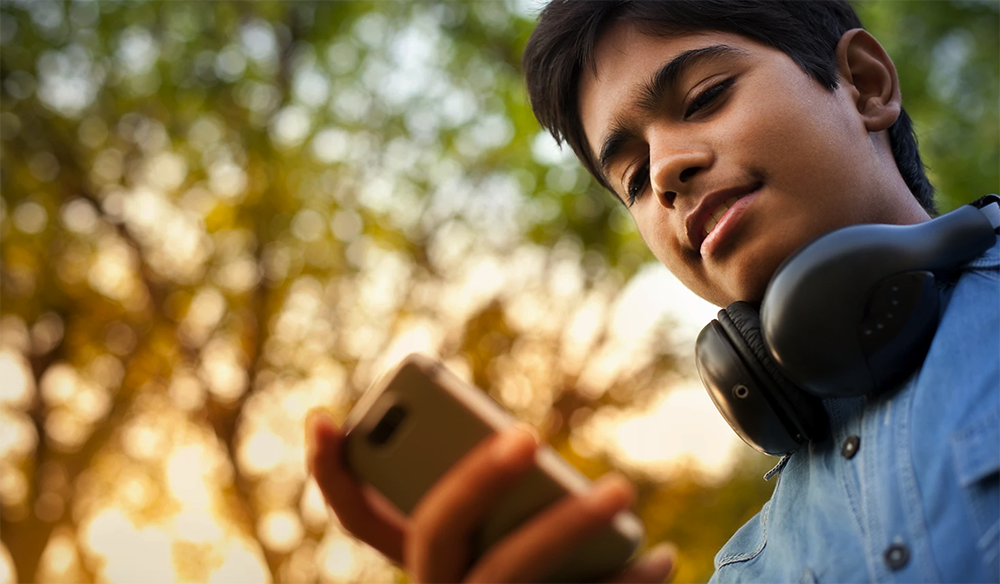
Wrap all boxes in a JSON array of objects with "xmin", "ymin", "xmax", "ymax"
[
  {"xmin": 103, "ymin": 527, "xmax": 175, "ymax": 584},
  {"xmin": 0, "ymin": 409, "xmax": 36, "ymax": 460},
  {"xmin": 200, "ymin": 338, "xmax": 249, "ymax": 403},
  {"xmin": 560, "ymin": 293, "xmax": 608, "ymax": 376},
  {"xmin": 172, "ymin": 509, "xmax": 225, "ymax": 545},
  {"xmin": 283, "ymin": 543, "xmax": 318, "ymax": 583},
  {"xmin": 317, "ymin": 529, "xmax": 397, "ymax": 583},
  {"xmin": 76, "ymin": 405, "xmax": 270, "ymax": 584},
  {"xmin": 82, "ymin": 507, "xmax": 138, "ymax": 557},
  {"xmin": 320, "ymin": 538, "xmax": 357, "ymax": 581},
  {"xmin": 120, "ymin": 473, "xmax": 155, "ymax": 511},
  {"xmin": 447, "ymin": 254, "xmax": 506, "ymax": 322},
  {"xmin": 88, "ymin": 235, "xmax": 140, "ymax": 302},
  {"xmin": 258, "ymin": 509, "xmax": 303, "ymax": 553},
  {"xmin": 0, "ymin": 542, "xmax": 14, "ymax": 584},
  {"xmin": 121, "ymin": 421, "xmax": 167, "ymax": 463},
  {"xmin": 38, "ymin": 526, "xmax": 82, "ymax": 582},
  {"xmin": 238, "ymin": 430, "xmax": 285, "ymax": 476},
  {"xmin": 0, "ymin": 349, "xmax": 35, "ymax": 408},
  {"xmin": 610, "ymin": 263, "xmax": 719, "ymax": 359},
  {"xmin": 373, "ymin": 318, "xmax": 443, "ymax": 379},
  {"xmin": 166, "ymin": 446, "xmax": 215, "ymax": 509},
  {"xmin": 298, "ymin": 479, "xmax": 329, "ymax": 529},
  {"xmin": 0, "ymin": 317, "xmax": 29, "ymax": 354},
  {"xmin": 44, "ymin": 409, "xmax": 90, "ymax": 451},
  {"xmin": 180, "ymin": 288, "xmax": 227, "ymax": 346},
  {"xmin": 208, "ymin": 540, "xmax": 270, "ymax": 584},
  {"xmin": 583, "ymin": 383, "xmax": 743, "ymax": 481},
  {"xmin": 40, "ymin": 363, "xmax": 77, "ymax": 405},
  {"xmin": 0, "ymin": 465, "xmax": 28, "ymax": 508},
  {"xmin": 168, "ymin": 370, "xmax": 207, "ymax": 412}
]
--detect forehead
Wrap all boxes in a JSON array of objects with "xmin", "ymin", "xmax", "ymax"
[{"xmin": 578, "ymin": 24, "xmax": 769, "ymax": 159}]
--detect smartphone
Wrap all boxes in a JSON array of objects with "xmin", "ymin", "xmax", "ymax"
[{"xmin": 343, "ymin": 353, "xmax": 644, "ymax": 583}]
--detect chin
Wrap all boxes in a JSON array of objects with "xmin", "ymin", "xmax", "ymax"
[
  {"xmin": 724, "ymin": 284, "xmax": 766, "ymax": 307},
  {"xmin": 691, "ymin": 268, "xmax": 769, "ymax": 307},
  {"xmin": 725, "ymin": 255, "xmax": 784, "ymax": 306},
  {"xmin": 686, "ymin": 239, "xmax": 795, "ymax": 306}
]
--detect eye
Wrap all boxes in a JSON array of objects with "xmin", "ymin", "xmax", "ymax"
[
  {"xmin": 625, "ymin": 160, "xmax": 649, "ymax": 206},
  {"xmin": 685, "ymin": 78, "xmax": 735, "ymax": 118}
]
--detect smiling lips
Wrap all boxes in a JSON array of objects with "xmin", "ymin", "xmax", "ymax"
[
  {"xmin": 688, "ymin": 182, "xmax": 763, "ymax": 256},
  {"xmin": 704, "ymin": 197, "xmax": 741, "ymax": 235}
]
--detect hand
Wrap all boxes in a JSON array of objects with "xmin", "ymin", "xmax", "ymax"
[{"xmin": 306, "ymin": 409, "xmax": 677, "ymax": 583}]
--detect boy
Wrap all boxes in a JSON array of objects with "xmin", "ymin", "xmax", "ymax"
[{"xmin": 308, "ymin": 1, "xmax": 999, "ymax": 581}]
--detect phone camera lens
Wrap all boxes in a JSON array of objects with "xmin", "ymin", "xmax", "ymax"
[{"xmin": 368, "ymin": 404, "xmax": 408, "ymax": 446}]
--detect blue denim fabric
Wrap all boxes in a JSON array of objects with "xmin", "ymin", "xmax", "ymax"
[{"xmin": 710, "ymin": 235, "xmax": 1000, "ymax": 583}]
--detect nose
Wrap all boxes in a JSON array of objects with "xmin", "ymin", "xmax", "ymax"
[{"xmin": 649, "ymin": 134, "xmax": 714, "ymax": 208}]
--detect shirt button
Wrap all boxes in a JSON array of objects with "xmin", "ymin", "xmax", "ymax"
[
  {"xmin": 884, "ymin": 543, "xmax": 910, "ymax": 570},
  {"xmin": 841, "ymin": 435, "xmax": 860, "ymax": 459}
]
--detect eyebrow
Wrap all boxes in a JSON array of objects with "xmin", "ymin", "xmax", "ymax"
[{"xmin": 596, "ymin": 44, "xmax": 750, "ymax": 180}]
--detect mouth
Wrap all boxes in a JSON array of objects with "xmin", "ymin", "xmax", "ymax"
[{"xmin": 687, "ymin": 181, "xmax": 763, "ymax": 255}]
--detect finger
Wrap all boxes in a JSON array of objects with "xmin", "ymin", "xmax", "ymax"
[
  {"xmin": 608, "ymin": 543, "xmax": 678, "ymax": 584},
  {"xmin": 407, "ymin": 427, "xmax": 538, "ymax": 583},
  {"xmin": 306, "ymin": 409, "xmax": 407, "ymax": 563},
  {"xmin": 465, "ymin": 473, "xmax": 636, "ymax": 583}
]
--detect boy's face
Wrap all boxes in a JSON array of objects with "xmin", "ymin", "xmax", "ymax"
[{"xmin": 579, "ymin": 24, "xmax": 903, "ymax": 306}]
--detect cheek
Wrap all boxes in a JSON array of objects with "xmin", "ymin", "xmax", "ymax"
[
  {"xmin": 634, "ymin": 213, "xmax": 677, "ymax": 272},
  {"xmin": 633, "ymin": 212, "xmax": 721, "ymax": 300},
  {"xmin": 734, "ymin": 76, "xmax": 857, "ymax": 168},
  {"xmin": 632, "ymin": 209, "xmax": 674, "ymax": 261}
]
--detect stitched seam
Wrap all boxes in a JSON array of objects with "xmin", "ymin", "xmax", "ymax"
[
  {"xmin": 897, "ymin": 384, "xmax": 941, "ymax": 581},
  {"xmin": 831, "ymin": 400, "xmax": 875, "ymax": 580},
  {"xmin": 979, "ymin": 519, "xmax": 1000, "ymax": 551},
  {"xmin": 951, "ymin": 407, "xmax": 1000, "ymax": 486},
  {"xmin": 983, "ymin": 546, "xmax": 999, "ymax": 569},
  {"xmin": 860, "ymin": 399, "xmax": 888, "ymax": 582},
  {"xmin": 965, "ymin": 506, "xmax": 1000, "ymax": 580},
  {"xmin": 763, "ymin": 455, "xmax": 789, "ymax": 481},
  {"xmin": 946, "ymin": 382, "xmax": 1000, "ymax": 577},
  {"xmin": 832, "ymin": 403, "xmax": 865, "ymax": 535},
  {"xmin": 963, "ymin": 237, "xmax": 999, "ymax": 269},
  {"xmin": 797, "ymin": 566, "xmax": 817, "ymax": 584},
  {"xmin": 961, "ymin": 482, "xmax": 1000, "ymax": 578},
  {"xmin": 954, "ymin": 409, "xmax": 999, "ymax": 442},
  {"xmin": 716, "ymin": 499, "xmax": 770, "ymax": 566}
]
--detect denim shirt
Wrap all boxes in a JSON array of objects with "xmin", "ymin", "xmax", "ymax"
[{"xmin": 710, "ymin": 236, "xmax": 1000, "ymax": 583}]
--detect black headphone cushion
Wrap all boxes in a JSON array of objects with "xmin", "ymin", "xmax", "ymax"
[{"xmin": 719, "ymin": 302, "xmax": 830, "ymax": 443}]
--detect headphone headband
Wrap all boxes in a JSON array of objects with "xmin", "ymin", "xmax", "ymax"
[
  {"xmin": 761, "ymin": 204, "xmax": 997, "ymax": 397},
  {"xmin": 696, "ymin": 198, "xmax": 998, "ymax": 455}
]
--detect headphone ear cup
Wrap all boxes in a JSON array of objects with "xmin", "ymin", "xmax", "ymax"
[{"xmin": 718, "ymin": 302, "xmax": 830, "ymax": 444}]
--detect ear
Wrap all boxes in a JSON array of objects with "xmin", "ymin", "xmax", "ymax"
[{"xmin": 835, "ymin": 29, "xmax": 901, "ymax": 132}]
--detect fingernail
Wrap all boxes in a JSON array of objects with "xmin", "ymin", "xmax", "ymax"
[
  {"xmin": 586, "ymin": 473, "xmax": 634, "ymax": 510},
  {"xmin": 493, "ymin": 426, "xmax": 537, "ymax": 464}
]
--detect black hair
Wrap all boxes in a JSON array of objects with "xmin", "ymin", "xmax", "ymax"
[{"xmin": 522, "ymin": 0, "xmax": 935, "ymax": 213}]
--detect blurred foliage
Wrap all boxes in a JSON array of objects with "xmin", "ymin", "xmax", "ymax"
[
  {"xmin": 855, "ymin": 0, "xmax": 1000, "ymax": 212},
  {"xmin": 0, "ymin": 1, "xmax": 995, "ymax": 583}
]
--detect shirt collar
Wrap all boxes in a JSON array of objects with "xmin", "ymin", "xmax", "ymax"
[{"xmin": 964, "ymin": 234, "xmax": 1000, "ymax": 270}]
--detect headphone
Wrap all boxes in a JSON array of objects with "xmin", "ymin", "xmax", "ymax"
[{"xmin": 696, "ymin": 195, "xmax": 1000, "ymax": 456}]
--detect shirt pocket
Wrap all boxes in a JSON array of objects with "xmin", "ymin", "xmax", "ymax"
[
  {"xmin": 951, "ymin": 405, "xmax": 1000, "ymax": 577},
  {"xmin": 714, "ymin": 500, "xmax": 770, "ymax": 571}
]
